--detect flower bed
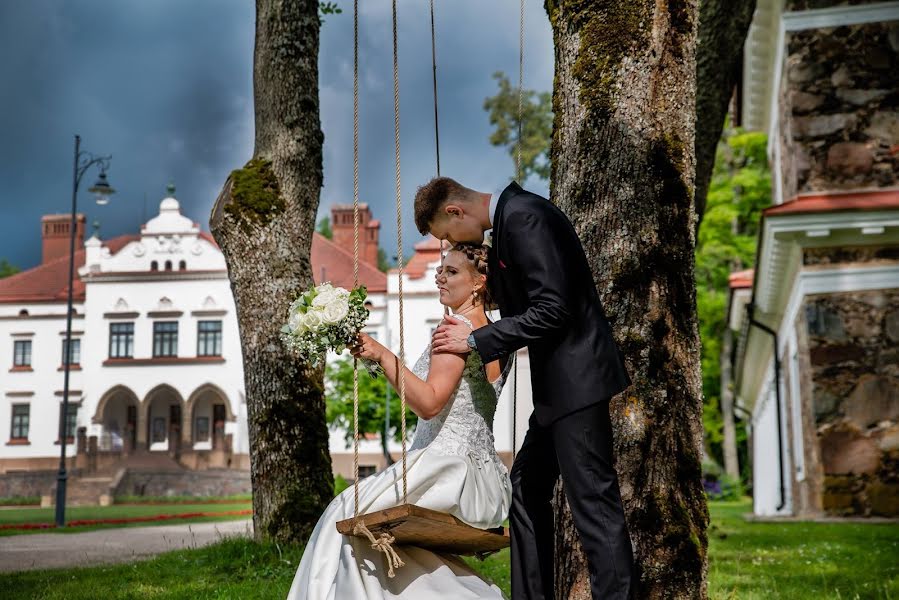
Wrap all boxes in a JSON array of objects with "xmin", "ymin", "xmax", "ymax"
[{"xmin": 0, "ymin": 509, "xmax": 251, "ymax": 531}]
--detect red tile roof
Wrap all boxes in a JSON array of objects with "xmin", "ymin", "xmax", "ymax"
[
  {"xmin": 392, "ymin": 236, "xmax": 445, "ymax": 280},
  {"xmin": 764, "ymin": 188, "xmax": 899, "ymax": 216},
  {"xmin": 311, "ymin": 233, "xmax": 387, "ymax": 292},
  {"xmin": 0, "ymin": 228, "xmax": 386, "ymax": 304},
  {"xmin": 728, "ymin": 269, "xmax": 754, "ymax": 289},
  {"xmin": 0, "ymin": 235, "xmax": 138, "ymax": 303}
]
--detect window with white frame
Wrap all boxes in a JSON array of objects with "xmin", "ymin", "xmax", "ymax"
[
  {"xmin": 59, "ymin": 404, "xmax": 78, "ymax": 440},
  {"xmin": 11, "ymin": 404, "xmax": 29, "ymax": 440},
  {"xmin": 109, "ymin": 323, "xmax": 134, "ymax": 358},
  {"xmin": 61, "ymin": 338, "xmax": 81, "ymax": 366},
  {"xmin": 13, "ymin": 340, "xmax": 31, "ymax": 367},
  {"xmin": 197, "ymin": 321, "xmax": 222, "ymax": 356},
  {"xmin": 153, "ymin": 321, "xmax": 179, "ymax": 357}
]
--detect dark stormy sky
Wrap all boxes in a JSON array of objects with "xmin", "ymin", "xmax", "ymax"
[{"xmin": 0, "ymin": 1, "xmax": 553, "ymax": 271}]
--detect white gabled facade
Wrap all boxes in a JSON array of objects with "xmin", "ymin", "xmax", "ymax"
[
  {"xmin": 0, "ymin": 188, "xmax": 251, "ymax": 473},
  {"xmin": 1, "ymin": 190, "xmax": 532, "ymax": 479}
]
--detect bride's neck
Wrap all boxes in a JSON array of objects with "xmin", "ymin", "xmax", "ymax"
[{"xmin": 451, "ymin": 303, "xmax": 488, "ymax": 327}]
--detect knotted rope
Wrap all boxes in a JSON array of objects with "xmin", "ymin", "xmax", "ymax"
[{"xmin": 353, "ymin": 521, "xmax": 406, "ymax": 578}]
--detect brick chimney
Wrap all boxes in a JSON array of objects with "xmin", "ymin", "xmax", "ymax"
[
  {"xmin": 41, "ymin": 214, "xmax": 86, "ymax": 265},
  {"xmin": 331, "ymin": 204, "xmax": 380, "ymax": 267}
]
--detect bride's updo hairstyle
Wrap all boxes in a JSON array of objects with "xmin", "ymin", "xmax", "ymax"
[{"xmin": 450, "ymin": 242, "xmax": 497, "ymax": 310}]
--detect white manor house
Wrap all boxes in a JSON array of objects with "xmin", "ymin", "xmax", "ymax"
[{"xmin": 0, "ymin": 187, "xmax": 532, "ymax": 497}]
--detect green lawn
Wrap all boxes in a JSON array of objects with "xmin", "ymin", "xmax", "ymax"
[
  {"xmin": 707, "ymin": 501, "xmax": 898, "ymax": 599},
  {"xmin": 2, "ymin": 500, "xmax": 897, "ymax": 599},
  {"xmin": 0, "ymin": 502, "xmax": 252, "ymax": 537}
]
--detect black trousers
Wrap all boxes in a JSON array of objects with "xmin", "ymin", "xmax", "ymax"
[{"xmin": 510, "ymin": 401, "xmax": 633, "ymax": 599}]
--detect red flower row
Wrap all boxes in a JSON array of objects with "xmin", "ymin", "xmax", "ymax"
[{"xmin": 1, "ymin": 509, "xmax": 252, "ymax": 531}]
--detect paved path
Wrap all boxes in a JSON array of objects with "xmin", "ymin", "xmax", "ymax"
[{"xmin": 0, "ymin": 519, "xmax": 253, "ymax": 573}]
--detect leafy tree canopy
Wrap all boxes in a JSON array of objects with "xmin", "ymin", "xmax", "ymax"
[
  {"xmin": 696, "ymin": 126, "xmax": 769, "ymax": 466},
  {"xmin": 325, "ymin": 354, "xmax": 418, "ymax": 448},
  {"xmin": 483, "ymin": 71, "xmax": 553, "ymax": 183},
  {"xmin": 0, "ymin": 259, "xmax": 19, "ymax": 279}
]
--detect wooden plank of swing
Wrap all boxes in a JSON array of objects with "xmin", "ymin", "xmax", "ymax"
[{"xmin": 336, "ymin": 503, "xmax": 510, "ymax": 556}]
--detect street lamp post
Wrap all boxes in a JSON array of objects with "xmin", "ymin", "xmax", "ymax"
[{"xmin": 55, "ymin": 134, "xmax": 115, "ymax": 528}]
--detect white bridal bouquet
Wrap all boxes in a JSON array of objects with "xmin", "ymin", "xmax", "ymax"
[{"xmin": 281, "ymin": 282, "xmax": 381, "ymax": 376}]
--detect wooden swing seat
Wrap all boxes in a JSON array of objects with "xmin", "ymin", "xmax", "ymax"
[{"xmin": 336, "ymin": 503, "xmax": 510, "ymax": 556}]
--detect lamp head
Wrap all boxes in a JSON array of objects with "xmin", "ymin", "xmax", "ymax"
[{"xmin": 88, "ymin": 171, "xmax": 115, "ymax": 205}]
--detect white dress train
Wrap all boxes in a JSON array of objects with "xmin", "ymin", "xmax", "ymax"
[{"xmin": 287, "ymin": 317, "xmax": 513, "ymax": 599}]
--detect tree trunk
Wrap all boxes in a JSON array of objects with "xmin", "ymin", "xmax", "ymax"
[
  {"xmin": 694, "ymin": 0, "xmax": 757, "ymax": 226},
  {"xmin": 720, "ymin": 328, "xmax": 740, "ymax": 480},
  {"xmin": 545, "ymin": 1, "xmax": 707, "ymax": 598},
  {"xmin": 209, "ymin": 0, "xmax": 333, "ymax": 543}
]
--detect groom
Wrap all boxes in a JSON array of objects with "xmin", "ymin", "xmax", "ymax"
[{"xmin": 420, "ymin": 177, "xmax": 634, "ymax": 599}]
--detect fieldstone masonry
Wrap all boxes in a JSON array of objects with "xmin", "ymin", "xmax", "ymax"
[
  {"xmin": 803, "ymin": 262, "xmax": 899, "ymax": 516},
  {"xmin": 116, "ymin": 469, "xmax": 251, "ymax": 498},
  {"xmin": 778, "ymin": 18, "xmax": 899, "ymax": 200}
]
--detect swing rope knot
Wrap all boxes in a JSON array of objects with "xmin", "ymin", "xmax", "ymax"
[{"xmin": 353, "ymin": 521, "xmax": 405, "ymax": 578}]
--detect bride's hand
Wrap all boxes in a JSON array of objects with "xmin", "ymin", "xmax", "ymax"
[{"xmin": 350, "ymin": 332, "xmax": 385, "ymax": 364}]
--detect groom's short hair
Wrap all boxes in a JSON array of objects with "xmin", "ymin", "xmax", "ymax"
[{"xmin": 414, "ymin": 177, "xmax": 477, "ymax": 235}]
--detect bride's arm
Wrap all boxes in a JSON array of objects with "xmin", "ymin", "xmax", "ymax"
[{"xmin": 351, "ymin": 333, "xmax": 466, "ymax": 419}]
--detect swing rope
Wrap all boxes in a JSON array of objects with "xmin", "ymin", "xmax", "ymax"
[
  {"xmin": 352, "ymin": 0, "xmax": 362, "ymax": 518},
  {"xmin": 391, "ymin": 0, "xmax": 410, "ymax": 504},
  {"xmin": 430, "ymin": 0, "xmax": 441, "ymax": 178},
  {"xmin": 430, "ymin": 0, "xmax": 451, "ymax": 315},
  {"xmin": 512, "ymin": 0, "xmax": 524, "ymax": 461},
  {"xmin": 344, "ymin": 0, "xmax": 523, "ymax": 570}
]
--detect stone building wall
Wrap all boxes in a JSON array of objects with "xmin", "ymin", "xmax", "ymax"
[
  {"xmin": 778, "ymin": 19, "xmax": 899, "ymax": 201},
  {"xmin": 803, "ymin": 277, "xmax": 899, "ymax": 516},
  {"xmin": 0, "ymin": 470, "xmax": 60, "ymax": 499},
  {"xmin": 116, "ymin": 469, "xmax": 251, "ymax": 498}
]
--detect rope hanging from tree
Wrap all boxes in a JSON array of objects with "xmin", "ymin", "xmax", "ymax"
[
  {"xmin": 340, "ymin": 0, "xmax": 524, "ymax": 573},
  {"xmin": 512, "ymin": 0, "xmax": 524, "ymax": 462}
]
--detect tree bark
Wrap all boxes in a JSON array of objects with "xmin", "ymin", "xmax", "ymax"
[
  {"xmin": 209, "ymin": 0, "xmax": 333, "ymax": 543},
  {"xmin": 694, "ymin": 0, "xmax": 757, "ymax": 226},
  {"xmin": 720, "ymin": 328, "xmax": 740, "ymax": 480},
  {"xmin": 545, "ymin": 1, "xmax": 707, "ymax": 598}
]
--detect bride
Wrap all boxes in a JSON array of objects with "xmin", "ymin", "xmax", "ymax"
[{"xmin": 286, "ymin": 242, "xmax": 513, "ymax": 600}]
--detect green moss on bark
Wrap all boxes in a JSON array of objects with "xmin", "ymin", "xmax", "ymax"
[
  {"xmin": 224, "ymin": 158, "xmax": 285, "ymax": 228},
  {"xmin": 548, "ymin": 1, "xmax": 652, "ymax": 117}
]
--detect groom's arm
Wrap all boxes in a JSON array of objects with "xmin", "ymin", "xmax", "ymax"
[{"xmin": 470, "ymin": 208, "xmax": 573, "ymax": 363}]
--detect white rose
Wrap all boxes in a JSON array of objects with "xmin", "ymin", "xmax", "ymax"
[
  {"xmin": 304, "ymin": 309, "xmax": 324, "ymax": 330},
  {"xmin": 321, "ymin": 298, "xmax": 349, "ymax": 324},
  {"xmin": 313, "ymin": 289, "xmax": 338, "ymax": 308},
  {"xmin": 288, "ymin": 310, "xmax": 306, "ymax": 333}
]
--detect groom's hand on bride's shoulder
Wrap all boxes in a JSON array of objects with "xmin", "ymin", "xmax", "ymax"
[{"xmin": 431, "ymin": 316, "xmax": 472, "ymax": 355}]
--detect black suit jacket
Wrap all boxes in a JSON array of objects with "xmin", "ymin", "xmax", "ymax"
[{"xmin": 472, "ymin": 182, "xmax": 632, "ymax": 425}]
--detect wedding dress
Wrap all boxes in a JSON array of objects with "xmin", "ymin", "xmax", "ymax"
[{"xmin": 287, "ymin": 315, "xmax": 513, "ymax": 599}]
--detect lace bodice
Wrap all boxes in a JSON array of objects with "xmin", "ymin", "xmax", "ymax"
[{"xmin": 408, "ymin": 315, "xmax": 513, "ymax": 468}]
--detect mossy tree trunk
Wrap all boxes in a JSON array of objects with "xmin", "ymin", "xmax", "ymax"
[
  {"xmin": 694, "ymin": 0, "xmax": 757, "ymax": 228},
  {"xmin": 209, "ymin": 0, "xmax": 332, "ymax": 543},
  {"xmin": 544, "ymin": 1, "xmax": 707, "ymax": 598}
]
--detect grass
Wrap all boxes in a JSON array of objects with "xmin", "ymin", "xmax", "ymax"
[
  {"xmin": 0, "ymin": 502, "xmax": 252, "ymax": 537},
  {"xmin": 1, "ymin": 536, "xmax": 301, "ymax": 600},
  {"xmin": 2, "ymin": 500, "xmax": 897, "ymax": 599},
  {"xmin": 707, "ymin": 500, "xmax": 899, "ymax": 599}
]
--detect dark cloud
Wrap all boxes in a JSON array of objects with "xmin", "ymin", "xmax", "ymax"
[{"xmin": 0, "ymin": 0, "xmax": 552, "ymax": 270}]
